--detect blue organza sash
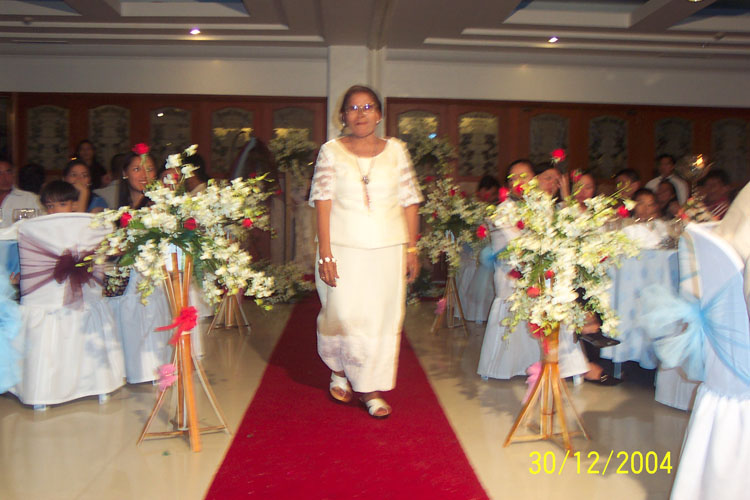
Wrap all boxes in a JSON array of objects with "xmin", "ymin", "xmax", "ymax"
[{"xmin": 639, "ymin": 273, "xmax": 750, "ymax": 384}]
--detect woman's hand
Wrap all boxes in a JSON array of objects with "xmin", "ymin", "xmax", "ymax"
[
  {"xmin": 406, "ymin": 253, "xmax": 419, "ymax": 284},
  {"xmin": 318, "ymin": 256, "xmax": 339, "ymax": 288}
]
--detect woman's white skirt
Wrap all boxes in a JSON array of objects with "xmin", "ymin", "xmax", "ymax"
[{"xmin": 316, "ymin": 243, "xmax": 406, "ymax": 393}]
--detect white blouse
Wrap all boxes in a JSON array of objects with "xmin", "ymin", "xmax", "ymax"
[{"xmin": 309, "ymin": 137, "xmax": 423, "ymax": 249}]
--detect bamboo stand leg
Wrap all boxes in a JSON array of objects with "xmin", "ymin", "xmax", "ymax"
[
  {"xmin": 430, "ymin": 276, "xmax": 470, "ymax": 336},
  {"xmin": 206, "ymin": 293, "xmax": 251, "ymax": 335}
]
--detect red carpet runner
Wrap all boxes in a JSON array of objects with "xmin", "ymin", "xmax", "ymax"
[{"xmin": 205, "ymin": 296, "xmax": 489, "ymax": 499}]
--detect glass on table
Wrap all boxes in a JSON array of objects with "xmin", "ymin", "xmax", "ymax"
[{"xmin": 12, "ymin": 208, "xmax": 37, "ymax": 222}]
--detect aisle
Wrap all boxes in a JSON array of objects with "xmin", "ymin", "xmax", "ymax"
[{"xmin": 205, "ymin": 296, "xmax": 489, "ymax": 499}]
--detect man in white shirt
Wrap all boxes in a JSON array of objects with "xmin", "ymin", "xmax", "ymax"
[
  {"xmin": 0, "ymin": 158, "xmax": 44, "ymax": 228},
  {"xmin": 644, "ymin": 154, "xmax": 690, "ymax": 205}
]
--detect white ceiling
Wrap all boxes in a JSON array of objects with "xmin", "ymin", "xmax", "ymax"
[{"xmin": 1, "ymin": 0, "xmax": 749, "ymax": 65}]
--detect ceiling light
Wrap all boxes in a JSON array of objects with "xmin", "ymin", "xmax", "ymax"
[
  {"xmin": 548, "ymin": 36, "xmax": 558, "ymax": 43},
  {"xmin": 688, "ymin": 0, "xmax": 704, "ymax": 3},
  {"xmin": 157, "ymin": 112, "xmax": 164, "ymax": 117},
  {"xmin": 190, "ymin": 27, "xmax": 201, "ymax": 35}
]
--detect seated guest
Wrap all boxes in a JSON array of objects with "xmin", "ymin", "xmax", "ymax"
[
  {"xmin": 573, "ymin": 171, "xmax": 596, "ymax": 209},
  {"xmin": 184, "ymin": 153, "xmax": 209, "ymax": 194},
  {"xmin": 614, "ymin": 168, "xmax": 641, "ymax": 199},
  {"xmin": 40, "ymin": 180, "xmax": 78, "ymax": 214},
  {"xmin": 117, "ymin": 151, "xmax": 157, "ymax": 209},
  {"xmin": 534, "ymin": 161, "xmax": 569, "ymax": 200},
  {"xmin": 0, "ymin": 158, "xmax": 42, "ymax": 227},
  {"xmin": 626, "ymin": 189, "xmax": 668, "ymax": 248},
  {"xmin": 655, "ymin": 179, "xmax": 680, "ymax": 219},
  {"xmin": 645, "ymin": 154, "xmax": 689, "ymax": 204},
  {"xmin": 475, "ymin": 175, "xmax": 500, "ymax": 203},
  {"xmin": 94, "ymin": 153, "xmax": 127, "ymax": 209},
  {"xmin": 701, "ymin": 169, "xmax": 732, "ymax": 220},
  {"xmin": 62, "ymin": 159, "xmax": 108, "ymax": 213},
  {"xmin": 18, "ymin": 163, "xmax": 45, "ymax": 195}
]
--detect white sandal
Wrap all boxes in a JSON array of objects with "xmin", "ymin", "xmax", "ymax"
[
  {"xmin": 361, "ymin": 397, "xmax": 392, "ymax": 419},
  {"xmin": 329, "ymin": 372, "xmax": 353, "ymax": 403}
]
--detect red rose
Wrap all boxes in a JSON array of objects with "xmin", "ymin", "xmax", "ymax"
[
  {"xmin": 425, "ymin": 176, "xmax": 435, "ymax": 183},
  {"xmin": 275, "ymin": 189, "xmax": 283, "ymax": 196},
  {"xmin": 527, "ymin": 286, "xmax": 541, "ymax": 298},
  {"xmin": 460, "ymin": 191, "xmax": 467, "ymax": 199},
  {"xmin": 528, "ymin": 323, "xmax": 544, "ymax": 338},
  {"xmin": 508, "ymin": 269, "xmax": 522, "ymax": 279},
  {"xmin": 498, "ymin": 187, "xmax": 509, "ymax": 203},
  {"xmin": 183, "ymin": 218, "xmax": 197, "ymax": 231},
  {"xmin": 132, "ymin": 143, "xmax": 150, "ymax": 155},
  {"xmin": 432, "ymin": 211, "xmax": 438, "ymax": 219},
  {"xmin": 119, "ymin": 212, "xmax": 132, "ymax": 228},
  {"xmin": 551, "ymin": 148, "xmax": 566, "ymax": 162},
  {"xmin": 416, "ymin": 233, "xmax": 422, "ymax": 241},
  {"xmin": 450, "ymin": 188, "xmax": 456, "ymax": 197},
  {"xmin": 242, "ymin": 218, "xmax": 253, "ymax": 228},
  {"xmin": 516, "ymin": 220, "xmax": 525, "ymax": 230},
  {"xmin": 617, "ymin": 205, "xmax": 630, "ymax": 218},
  {"xmin": 679, "ymin": 211, "xmax": 689, "ymax": 221},
  {"xmin": 476, "ymin": 225, "xmax": 488, "ymax": 239},
  {"xmin": 249, "ymin": 172, "xmax": 257, "ymax": 178},
  {"xmin": 544, "ymin": 270, "xmax": 555, "ymax": 279},
  {"xmin": 513, "ymin": 184, "xmax": 524, "ymax": 195},
  {"xmin": 570, "ymin": 170, "xmax": 582, "ymax": 183}
]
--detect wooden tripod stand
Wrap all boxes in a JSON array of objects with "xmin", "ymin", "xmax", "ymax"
[
  {"xmin": 504, "ymin": 326, "xmax": 589, "ymax": 451},
  {"xmin": 137, "ymin": 253, "xmax": 231, "ymax": 452},
  {"xmin": 206, "ymin": 292, "xmax": 251, "ymax": 335},
  {"xmin": 430, "ymin": 274, "xmax": 469, "ymax": 336}
]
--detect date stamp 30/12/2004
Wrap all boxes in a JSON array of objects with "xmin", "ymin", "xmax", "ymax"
[{"xmin": 529, "ymin": 450, "xmax": 673, "ymax": 476}]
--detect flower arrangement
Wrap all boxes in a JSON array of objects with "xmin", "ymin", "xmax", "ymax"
[
  {"xmin": 269, "ymin": 130, "xmax": 318, "ymax": 187},
  {"xmin": 678, "ymin": 196, "xmax": 717, "ymax": 223},
  {"xmin": 491, "ymin": 178, "xmax": 639, "ymax": 337},
  {"xmin": 252, "ymin": 260, "xmax": 315, "ymax": 304},
  {"xmin": 417, "ymin": 178, "xmax": 490, "ymax": 273},
  {"xmin": 402, "ymin": 123, "xmax": 456, "ymax": 184},
  {"xmin": 90, "ymin": 145, "xmax": 275, "ymax": 307}
]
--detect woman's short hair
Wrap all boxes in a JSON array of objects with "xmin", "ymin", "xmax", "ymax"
[
  {"xmin": 338, "ymin": 85, "xmax": 383, "ymax": 123},
  {"xmin": 533, "ymin": 160, "xmax": 559, "ymax": 176},
  {"xmin": 633, "ymin": 188, "xmax": 655, "ymax": 201},
  {"xmin": 40, "ymin": 180, "xmax": 79, "ymax": 205},
  {"xmin": 62, "ymin": 158, "xmax": 89, "ymax": 178}
]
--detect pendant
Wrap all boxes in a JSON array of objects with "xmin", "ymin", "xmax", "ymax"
[{"xmin": 362, "ymin": 175, "xmax": 369, "ymax": 185}]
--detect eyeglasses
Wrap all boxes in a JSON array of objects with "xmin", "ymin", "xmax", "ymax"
[{"xmin": 345, "ymin": 103, "xmax": 377, "ymax": 114}]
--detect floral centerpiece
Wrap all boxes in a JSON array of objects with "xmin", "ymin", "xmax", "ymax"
[
  {"xmin": 252, "ymin": 260, "xmax": 315, "ymax": 304},
  {"xmin": 268, "ymin": 130, "xmax": 317, "ymax": 187},
  {"xmin": 417, "ymin": 178, "xmax": 490, "ymax": 272},
  {"xmin": 90, "ymin": 145, "xmax": 275, "ymax": 307},
  {"xmin": 491, "ymin": 178, "xmax": 639, "ymax": 339}
]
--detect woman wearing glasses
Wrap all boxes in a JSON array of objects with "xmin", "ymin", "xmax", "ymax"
[{"xmin": 309, "ymin": 85, "xmax": 422, "ymax": 418}]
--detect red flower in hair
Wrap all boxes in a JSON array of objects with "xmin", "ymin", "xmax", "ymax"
[
  {"xmin": 183, "ymin": 218, "xmax": 197, "ymax": 231},
  {"xmin": 498, "ymin": 187, "xmax": 509, "ymax": 203},
  {"xmin": 476, "ymin": 225, "xmax": 488, "ymax": 239},
  {"xmin": 617, "ymin": 205, "xmax": 630, "ymax": 218},
  {"xmin": 242, "ymin": 218, "xmax": 253, "ymax": 228},
  {"xmin": 132, "ymin": 143, "xmax": 150, "ymax": 155},
  {"xmin": 119, "ymin": 213, "xmax": 132, "ymax": 228}
]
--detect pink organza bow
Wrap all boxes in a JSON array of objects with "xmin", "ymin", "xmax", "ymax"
[
  {"xmin": 157, "ymin": 363, "xmax": 177, "ymax": 391},
  {"xmin": 523, "ymin": 362, "xmax": 542, "ymax": 404},
  {"xmin": 19, "ymin": 234, "xmax": 102, "ymax": 310},
  {"xmin": 156, "ymin": 306, "xmax": 198, "ymax": 345}
]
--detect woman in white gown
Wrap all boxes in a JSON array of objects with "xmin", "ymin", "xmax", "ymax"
[{"xmin": 309, "ymin": 85, "xmax": 422, "ymax": 418}]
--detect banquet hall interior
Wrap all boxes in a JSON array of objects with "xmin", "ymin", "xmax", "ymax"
[{"xmin": 1, "ymin": 1, "xmax": 750, "ymax": 499}]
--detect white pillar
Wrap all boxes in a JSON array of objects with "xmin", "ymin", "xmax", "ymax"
[{"xmin": 326, "ymin": 45, "xmax": 385, "ymax": 140}]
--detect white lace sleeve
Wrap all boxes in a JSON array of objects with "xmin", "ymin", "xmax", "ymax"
[
  {"xmin": 308, "ymin": 143, "xmax": 335, "ymax": 207},
  {"xmin": 396, "ymin": 141, "xmax": 423, "ymax": 207}
]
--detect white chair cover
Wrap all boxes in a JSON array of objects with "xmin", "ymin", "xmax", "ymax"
[
  {"xmin": 107, "ymin": 270, "xmax": 172, "ymax": 383},
  {"xmin": 11, "ymin": 213, "xmax": 125, "ymax": 405},
  {"xmin": 668, "ymin": 224, "xmax": 750, "ymax": 500},
  {"xmin": 477, "ymin": 226, "xmax": 541, "ymax": 379},
  {"xmin": 654, "ymin": 230, "xmax": 701, "ymax": 410}
]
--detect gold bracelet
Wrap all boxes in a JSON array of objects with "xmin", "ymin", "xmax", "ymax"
[{"xmin": 406, "ymin": 246, "xmax": 418, "ymax": 254}]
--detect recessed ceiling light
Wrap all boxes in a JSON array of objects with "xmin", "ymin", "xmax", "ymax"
[
  {"xmin": 548, "ymin": 36, "xmax": 558, "ymax": 43},
  {"xmin": 688, "ymin": 0, "xmax": 704, "ymax": 3},
  {"xmin": 157, "ymin": 112, "xmax": 164, "ymax": 117},
  {"xmin": 190, "ymin": 27, "xmax": 201, "ymax": 35}
]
